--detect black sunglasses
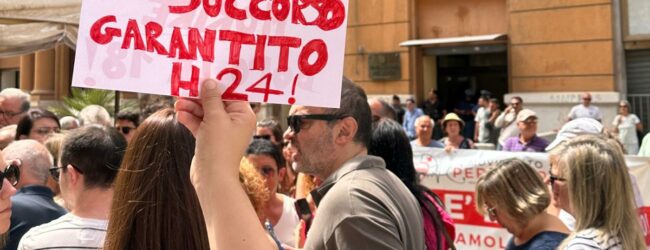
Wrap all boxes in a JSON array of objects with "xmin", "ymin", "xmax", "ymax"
[
  {"xmin": 286, "ymin": 114, "xmax": 347, "ymax": 134},
  {"xmin": 548, "ymin": 170, "xmax": 566, "ymax": 185},
  {"xmin": 49, "ymin": 164, "xmax": 84, "ymax": 182},
  {"xmin": 253, "ymin": 134, "xmax": 272, "ymax": 141},
  {"xmin": 2, "ymin": 163, "xmax": 20, "ymax": 189},
  {"xmin": 116, "ymin": 126, "xmax": 136, "ymax": 135}
]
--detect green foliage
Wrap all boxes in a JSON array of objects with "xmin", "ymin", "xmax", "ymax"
[{"xmin": 48, "ymin": 88, "xmax": 135, "ymax": 117}]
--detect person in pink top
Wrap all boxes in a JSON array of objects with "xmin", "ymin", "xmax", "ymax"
[{"xmin": 369, "ymin": 118, "xmax": 456, "ymax": 250}]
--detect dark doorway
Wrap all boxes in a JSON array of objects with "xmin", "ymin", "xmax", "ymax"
[{"xmin": 435, "ymin": 52, "xmax": 508, "ymax": 138}]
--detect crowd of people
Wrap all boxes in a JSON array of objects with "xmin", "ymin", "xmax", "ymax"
[
  {"xmin": 383, "ymin": 90, "xmax": 650, "ymax": 157},
  {"xmin": 0, "ymin": 78, "xmax": 646, "ymax": 250}
]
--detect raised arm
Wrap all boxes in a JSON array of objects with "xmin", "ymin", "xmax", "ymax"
[{"xmin": 176, "ymin": 80, "xmax": 275, "ymax": 250}]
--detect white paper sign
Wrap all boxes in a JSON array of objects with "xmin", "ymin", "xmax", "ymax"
[{"xmin": 72, "ymin": 0, "xmax": 349, "ymax": 108}]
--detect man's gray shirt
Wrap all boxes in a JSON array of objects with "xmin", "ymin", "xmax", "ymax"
[{"xmin": 305, "ymin": 155, "xmax": 425, "ymax": 250}]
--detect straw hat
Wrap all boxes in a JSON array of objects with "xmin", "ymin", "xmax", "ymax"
[{"xmin": 442, "ymin": 113, "xmax": 465, "ymax": 128}]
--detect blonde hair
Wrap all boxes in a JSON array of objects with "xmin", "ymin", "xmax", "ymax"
[
  {"xmin": 239, "ymin": 158, "xmax": 270, "ymax": 218},
  {"xmin": 557, "ymin": 135, "xmax": 644, "ymax": 249},
  {"xmin": 475, "ymin": 158, "xmax": 549, "ymax": 222}
]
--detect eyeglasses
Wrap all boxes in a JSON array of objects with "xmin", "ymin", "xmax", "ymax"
[
  {"xmin": 1, "ymin": 163, "xmax": 20, "ymax": 189},
  {"xmin": 485, "ymin": 205, "xmax": 497, "ymax": 218},
  {"xmin": 510, "ymin": 102, "xmax": 520, "ymax": 106},
  {"xmin": 259, "ymin": 166, "xmax": 276, "ymax": 177},
  {"xmin": 34, "ymin": 126, "xmax": 60, "ymax": 135},
  {"xmin": 619, "ymin": 105, "xmax": 628, "ymax": 108},
  {"xmin": 49, "ymin": 164, "xmax": 84, "ymax": 182},
  {"xmin": 548, "ymin": 170, "xmax": 567, "ymax": 185},
  {"xmin": 0, "ymin": 109, "xmax": 25, "ymax": 118},
  {"xmin": 116, "ymin": 126, "xmax": 136, "ymax": 135},
  {"xmin": 286, "ymin": 114, "xmax": 347, "ymax": 134},
  {"xmin": 253, "ymin": 134, "xmax": 272, "ymax": 140}
]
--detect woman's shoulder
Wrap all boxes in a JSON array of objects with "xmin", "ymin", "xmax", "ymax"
[{"xmin": 565, "ymin": 229, "xmax": 621, "ymax": 250}]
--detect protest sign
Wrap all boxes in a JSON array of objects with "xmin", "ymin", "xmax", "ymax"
[
  {"xmin": 413, "ymin": 147, "xmax": 650, "ymax": 249},
  {"xmin": 72, "ymin": 0, "xmax": 349, "ymax": 108}
]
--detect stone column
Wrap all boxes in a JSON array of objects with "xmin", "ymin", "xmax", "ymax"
[
  {"xmin": 32, "ymin": 49, "xmax": 56, "ymax": 101},
  {"xmin": 55, "ymin": 45, "xmax": 71, "ymax": 100},
  {"xmin": 19, "ymin": 54, "xmax": 35, "ymax": 93}
]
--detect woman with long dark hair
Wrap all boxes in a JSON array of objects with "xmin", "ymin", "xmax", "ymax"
[
  {"xmin": 369, "ymin": 118, "xmax": 455, "ymax": 250},
  {"xmin": 104, "ymin": 108, "xmax": 209, "ymax": 249}
]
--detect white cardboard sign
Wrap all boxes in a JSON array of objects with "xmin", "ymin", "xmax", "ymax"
[{"xmin": 72, "ymin": 0, "xmax": 349, "ymax": 108}]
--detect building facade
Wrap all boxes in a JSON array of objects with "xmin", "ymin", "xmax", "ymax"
[
  {"xmin": 346, "ymin": 0, "xmax": 650, "ymax": 132},
  {"xmin": 1, "ymin": 0, "xmax": 649, "ymax": 130}
]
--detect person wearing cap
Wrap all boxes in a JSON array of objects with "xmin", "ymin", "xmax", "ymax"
[
  {"xmin": 567, "ymin": 92, "xmax": 602, "ymax": 122},
  {"xmin": 502, "ymin": 109, "xmax": 549, "ymax": 152},
  {"xmin": 545, "ymin": 118, "xmax": 604, "ymax": 152},
  {"xmin": 403, "ymin": 97, "xmax": 424, "ymax": 140},
  {"xmin": 440, "ymin": 113, "xmax": 475, "ymax": 150},
  {"xmin": 495, "ymin": 96, "xmax": 524, "ymax": 150}
]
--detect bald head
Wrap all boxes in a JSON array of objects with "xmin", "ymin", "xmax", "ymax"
[
  {"xmin": 2, "ymin": 139, "xmax": 53, "ymax": 188},
  {"xmin": 368, "ymin": 98, "xmax": 396, "ymax": 122}
]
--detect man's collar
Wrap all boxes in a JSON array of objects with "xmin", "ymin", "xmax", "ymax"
[
  {"xmin": 16, "ymin": 185, "xmax": 55, "ymax": 197},
  {"xmin": 310, "ymin": 155, "xmax": 385, "ymax": 206}
]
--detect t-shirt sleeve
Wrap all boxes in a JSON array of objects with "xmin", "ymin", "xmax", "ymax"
[
  {"xmin": 568, "ymin": 106, "xmax": 576, "ymax": 119},
  {"xmin": 633, "ymin": 114, "xmax": 641, "ymax": 124},
  {"xmin": 502, "ymin": 138, "xmax": 513, "ymax": 151},
  {"xmin": 326, "ymin": 216, "xmax": 404, "ymax": 250}
]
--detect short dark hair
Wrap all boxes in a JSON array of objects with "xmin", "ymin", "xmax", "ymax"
[
  {"xmin": 15, "ymin": 109, "xmax": 60, "ymax": 140},
  {"xmin": 512, "ymin": 96, "xmax": 523, "ymax": 104},
  {"xmin": 245, "ymin": 139, "xmax": 285, "ymax": 169},
  {"xmin": 392, "ymin": 95, "xmax": 400, "ymax": 101},
  {"xmin": 406, "ymin": 97, "xmax": 416, "ymax": 104},
  {"xmin": 60, "ymin": 126, "xmax": 127, "ymax": 189},
  {"xmin": 326, "ymin": 77, "xmax": 372, "ymax": 148},
  {"xmin": 256, "ymin": 118, "xmax": 283, "ymax": 144},
  {"xmin": 116, "ymin": 110, "xmax": 140, "ymax": 127}
]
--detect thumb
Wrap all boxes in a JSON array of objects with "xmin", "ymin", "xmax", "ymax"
[{"xmin": 200, "ymin": 79, "xmax": 227, "ymax": 120}]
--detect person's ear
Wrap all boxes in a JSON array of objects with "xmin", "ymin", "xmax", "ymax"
[
  {"xmin": 334, "ymin": 117, "xmax": 358, "ymax": 144},
  {"xmin": 278, "ymin": 167, "xmax": 287, "ymax": 180},
  {"xmin": 67, "ymin": 165, "xmax": 81, "ymax": 186}
]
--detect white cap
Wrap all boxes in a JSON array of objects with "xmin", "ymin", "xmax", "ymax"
[{"xmin": 545, "ymin": 118, "xmax": 603, "ymax": 152}]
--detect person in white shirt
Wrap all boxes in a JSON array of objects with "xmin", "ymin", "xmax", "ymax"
[
  {"xmin": 495, "ymin": 96, "xmax": 523, "ymax": 150},
  {"xmin": 567, "ymin": 92, "xmax": 602, "ymax": 122},
  {"xmin": 612, "ymin": 100, "xmax": 642, "ymax": 155},
  {"xmin": 245, "ymin": 139, "xmax": 299, "ymax": 248},
  {"xmin": 18, "ymin": 126, "xmax": 126, "ymax": 249}
]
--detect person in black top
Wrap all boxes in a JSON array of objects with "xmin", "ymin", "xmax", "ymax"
[
  {"xmin": 420, "ymin": 89, "xmax": 446, "ymax": 139},
  {"xmin": 391, "ymin": 95, "xmax": 405, "ymax": 125}
]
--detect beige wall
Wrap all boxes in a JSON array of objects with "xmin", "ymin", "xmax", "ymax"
[
  {"xmin": 416, "ymin": 0, "xmax": 507, "ymax": 39},
  {"xmin": 509, "ymin": 0, "xmax": 616, "ymax": 92},
  {"xmin": 344, "ymin": 0, "xmax": 412, "ymax": 95}
]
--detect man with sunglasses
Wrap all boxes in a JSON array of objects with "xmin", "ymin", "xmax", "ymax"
[
  {"xmin": 115, "ymin": 110, "xmax": 140, "ymax": 143},
  {"xmin": 283, "ymin": 78, "xmax": 424, "ymax": 249},
  {"xmin": 18, "ymin": 126, "xmax": 126, "ymax": 250},
  {"xmin": 3, "ymin": 140, "xmax": 66, "ymax": 250},
  {"xmin": 495, "ymin": 96, "xmax": 524, "ymax": 150},
  {"xmin": 0, "ymin": 88, "xmax": 30, "ymax": 128},
  {"xmin": 567, "ymin": 92, "xmax": 602, "ymax": 122}
]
